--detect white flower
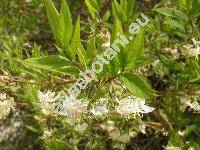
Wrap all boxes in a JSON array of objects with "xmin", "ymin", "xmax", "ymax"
[
  {"xmin": 91, "ymin": 105, "xmax": 108, "ymax": 116},
  {"xmin": 182, "ymin": 98, "xmax": 200, "ymax": 112},
  {"xmin": 183, "ymin": 38, "xmax": 200, "ymax": 58},
  {"xmin": 26, "ymin": 0, "xmax": 32, "ymax": 3},
  {"xmin": 164, "ymin": 143, "xmax": 181, "ymax": 150},
  {"xmin": 0, "ymin": 93, "xmax": 6, "ymax": 100},
  {"xmin": 58, "ymin": 95, "xmax": 88, "ymax": 117},
  {"xmin": 115, "ymin": 96, "xmax": 155, "ymax": 116},
  {"xmin": 0, "ymin": 93, "xmax": 15, "ymax": 119},
  {"xmin": 101, "ymin": 29, "xmax": 111, "ymax": 49},
  {"xmin": 109, "ymin": 130, "xmax": 136, "ymax": 143},
  {"xmin": 38, "ymin": 91, "xmax": 88, "ymax": 117},
  {"xmin": 162, "ymin": 47, "xmax": 180, "ymax": 59},
  {"xmin": 43, "ymin": 130, "xmax": 53, "ymax": 138},
  {"xmin": 37, "ymin": 91, "xmax": 58, "ymax": 115},
  {"xmin": 100, "ymin": 121, "xmax": 115, "ymax": 132},
  {"xmin": 90, "ymin": 98, "xmax": 108, "ymax": 116},
  {"xmin": 139, "ymin": 124, "xmax": 146, "ymax": 134},
  {"xmin": 74, "ymin": 123, "xmax": 88, "ymax": 132},
  {"xmin": 187, "ymin": 101, "xmax": 200, "ymax": 112}
]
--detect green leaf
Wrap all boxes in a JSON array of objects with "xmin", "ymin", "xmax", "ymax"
[
  {"xmin": 92, "ymin": 84, "xmax": 111, "ymax": 100},
  {"xmin": 86, "ymin": 35, "xmax": 98, "ymax": 61},
  {"xmin": 23, "ymin": 55, "xmax": 79, "ymax": 75},
  {"xmin": 154, "ymin": 7, "xmax": 188, "ymax": 21},
  {"xmin": 134, "ymin": 56, "xmax": 154, "ymax": 68},
  {"xmin": 169, "ymin": 132, "xmax": 182, "ymax": 146},
  {"xmin": 26, "ymin": 125, "xmax": 40, "ymax": 133},
  {"xmin": 85, "ymin": 0, "xmax": 101, "ymax": 19},
  {"xmin": 120, "ymin": 0, "xmax": 135, "ymax": 18},
  {"xmin": 55, "ymin": 66, "xmax": 79, "ymax": 75},
  {"xmin": 45, "ymin": 138, "xmax": 73, "ymax": 150},
  {"xmin": 112, "ymin": 0, "xmax": 127, "ymax": 22},
  {"xmin": 44, "ymin": 0, "xmax": 73, "ymax": 52},
  {"xmin": 126, "ymin": 29, "xmax": 145, "ymax": 69},
  {"xmin": 24, "ymin": 55, "xmax": 70, "ymax": 69},
  {"xmin": 113, "ymin": 18, "xmax": 125, "ymax": 69},
  {"xmin": 77, "ymin": 43, "xmax": 87, "ymax": 68},
  {"xmin": 60, "ymin": 0, "xmax": 73, "ymax": 49},
  {"xmin": 102, "ymin": 10, "xmax": 110, "ymax": 22},
  {"xmin": 191, "ymin": 0, "xmax": 200, "ymax": 19},
  {"xmin": 164, "ymin": 19, "xmax": 185, "ymax": 30},
  {"xmin": 44, "ymin": 0, "xmax": 61, "ymax": 46},
  {"xmin": 120, "ymin": 73, "xmax": 156, "ymax": 99},
  {"xmin": 70, "ymin": 16, "xmax": 80, "ymax": 59},
  {"xmin": 113, "ymin": 16, "xmax": 123, "ymax": 38}
]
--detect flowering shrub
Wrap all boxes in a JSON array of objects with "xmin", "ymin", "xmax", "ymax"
[{"xmin": 0, "ymin": 0, "xmax": 199, "ymax": 149}]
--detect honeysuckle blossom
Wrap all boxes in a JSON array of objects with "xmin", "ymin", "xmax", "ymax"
[
  {"xmin": 115, "ymin": 96, "xmax": 155, "ymax": 117},
  {"xmin": 0, "ymin": 93, "xmax": 15, "ymax": 119}
]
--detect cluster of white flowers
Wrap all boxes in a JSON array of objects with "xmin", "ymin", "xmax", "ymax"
[
  {"xmin": 115, "ymin": 96, "xmax": 155, "ymax": 117},
  {"xmin": 0, "ymin": 93, "xmax": 15, "ymax": 119},
  {"xmin": 74, "ymin": 122, "xmax": 88, "ymax": 132},
  {"xmin": 37, "ymin": 91, "xmax": 87, "ymax": 117},
  {"xmin": 183, "ymin": 38, "xmax": 200, "ymax": 59},
  {"xmin": 38, "ymin": 91, "xmax": 155, "ymax": 119},
  {"xmin": 90, "ymin": 98, "xmax": 109, "ymax": 116},
  {"xmin": 37, "ymin": 91, "xmax": 58, "ymax": 115},
  {"xmin": 163, "ymin": 47, "xmax": 180, "ymax": 60},
  {"xmin": 43, "ymin": 129, "xmax": 53, "ymax": 139},
  {"xmin": 162, "ymin": 38, "xmax": 200, "ymax": 60},
  {"xmin": 57, "ymin": 97, "xmax": 88, "ymax": 117},
  {"xmin": 181, "ymin": 98, "xmax": 200, "ymax": 112},
  {"xmin": 165, "ymin": 144, "xmax": 181, "ymax": 150},
  {"xmin": 38, "ymin": 91, "xmax": 110, "ymax": 117}
]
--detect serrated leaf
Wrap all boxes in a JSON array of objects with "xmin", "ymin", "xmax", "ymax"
[
  {"xmin": 120, "ymin": 73, "xmax": 156, "ymax": 99},
  {"xmin": 164, "ymin": 19, "xmax": 185, "ymax": 30},
  {"xmin": 126, "ymin": 29, "xmax": 145, "ymax": 69},
  {"xmin": 44, "ymin": 0, "xmax": 61, "ymax": 46},
  {"xmin": 120, "ymin": 0, "xmax": 135, "ymax": 18},
  {"xmin": 70, "ymin": 16, "xmax": 80, "ymax": 59},
  {"xmin": 86, "ymin": 35, "xmax": 98, "ymax": 61},
  {"xmin": 103, "ymin": 10, "xmax": 110, "ymax": 22},
  {"xmin": 23, "ymin": 55, "xmax": 79, "ymax": 75},
  {"xmin": 85, "ymin": 0, "xmax": 101, "ymax": 19},
  {"xmin": 45, "ymin": 138, "xmax": 73, "ymax": 150},
  {"xmin": 26, "ymin": 125, "xmax": 40, "ymax": 133},
  {"xmin": 154, "ymin": 7, "xmax": 188, "ymax": 21},
  {"xmin": 191, "ymin": 0, "xmax": 200, "ymax": 19},
  {"xmin": 77, "ymin": 43, "xmax": 87, "ymax": 68},
  {"xmin": 44, "ymin": 0, "xmax": 73, "ymax": 53},
  {"xmin": 60, "ymin": 0, "xmax": 73, "ymax": 50},
  {"xmin": 92, "ymin": 84, "xmax": 111, "ymax": 100},
  {"xmin": 112, "ymin": 0, "xmax": 127, "ymax": 22}
]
